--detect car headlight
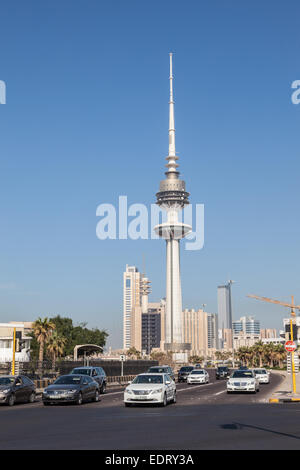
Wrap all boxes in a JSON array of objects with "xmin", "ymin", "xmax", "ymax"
[
  {"xmin": 67, "ymin": 390, "xmax": 77, "ymax": 394},
  {"xmin": 150, "ymin": 388, "xmax": 163, "ymax": 394},
  {"xmin": 1, "ymin": 389, "xmax": 10, "ymax": 394},
  {"xmin": 125, "ymin": 388, "xmax": 133, "ymax": 394}
]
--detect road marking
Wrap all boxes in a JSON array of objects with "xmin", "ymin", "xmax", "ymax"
[
  {"xmin": 177, "ymin": 383, "xmax": 214, "ymax": 393},
  {"xmin": 214, "ymin": 390, "xmax": 227, "ymax": 396}
]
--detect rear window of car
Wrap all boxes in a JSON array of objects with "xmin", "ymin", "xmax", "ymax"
[
  {"xmin": 148, "ymin": 367, "xmax": 166, "ymax": 373},
  {"xmin": 71, "ymin": 369, "xmax": 91, "ymax": 376},
  {"xmin": 191, "ymin": 370, "xmax": 204, "ymax": 374},
  {"xmin": 180, "ymin": 367, "xmax": 194, "ymax": 372},
  {"xmin": 254, "ymin": 370, "xmax": 267, "ymax": 375}
]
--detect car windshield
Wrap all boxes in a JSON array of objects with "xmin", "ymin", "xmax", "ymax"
[
  {"xmin": 71, "ymin": 369, "xmax": 90, "ymax": 375},
  {"xmin": 232, "ymin": 371, "xmax": 254, "ymax": 378},
  {"xmin": 54, "ymin": 376, "xmax": 82, "ymax": 385},
  {"xmin": 191, "ymin": 370, "xmax": 204, "ymax": 374},
  {"xmin": 218, "ymin": 367, "xmax": 228, "ymax": 371},
  {"xmin": 254, "ymin": 370, "xmax": 267, "ymax": 375},
  {"xmin": 132, "ymin": 375, "xmax": 163, "ymax": 384},
  {"xmin": 180, "ymin": 367, "xmax": 194, "ymax": 372},
  {"xmin": 0, "ymin": 377, "xmax": 14, "ymax": 385},
  {"xmin": 148, "ymin": 368, "xmax": 167, "ymax": 373}
]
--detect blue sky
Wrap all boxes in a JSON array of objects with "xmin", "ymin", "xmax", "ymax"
[{"xmin": 0, "ymin": 0, "xmax": 299, "ymax": 348}]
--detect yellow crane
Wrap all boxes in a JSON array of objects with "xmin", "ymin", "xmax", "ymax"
[{"xmin": 247, "ymin": 294, "xmax": 299, "ymax": 394}]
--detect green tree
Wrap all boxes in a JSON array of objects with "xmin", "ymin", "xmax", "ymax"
[
  {"xmin": 32, "ymin": 317, "xmax": 56, "ymax": 362},
  {"xmin": 47, "ymin": 332, "xmax": 67, "ymax": 367}
]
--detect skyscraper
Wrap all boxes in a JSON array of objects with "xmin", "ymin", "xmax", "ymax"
[
  {"xmin": 154, "ymin": 54, "xmax": 192, "ymax": 362},
  {"xmin": 217, "ymin": 281, "xmax": 233, "ymax": 330},
  {"xmin": 123, "ymin": 265, "xmax": 142, "ymax": 350},
  {"xmin": 217, "ymin": 281, "xmax": 234, "ymax": 349}
]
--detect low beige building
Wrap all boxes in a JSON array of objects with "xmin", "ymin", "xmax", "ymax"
[
  {"xmin": 0, "ymin": 322, "xmax": 33, "ymax": 362},
  {"xmin": 233, "ymin": 332, "xmax": 260, "ymax": 349}
]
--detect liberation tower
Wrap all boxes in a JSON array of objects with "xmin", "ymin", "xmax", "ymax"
[{"xmin": 154, "ymin": 54, "xmax": 192, "ymax": 362}]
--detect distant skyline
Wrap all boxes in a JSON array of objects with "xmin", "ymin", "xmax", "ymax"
[{"xmin": 0, "ymin": 1, "xmax": 299, "ymax": 348}]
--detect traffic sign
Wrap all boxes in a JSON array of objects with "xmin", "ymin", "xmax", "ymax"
[
  {"xmin": 287, "ymin": 353, "xmax": 299, "ymax": 373},
  {"xmin": 120, "ymin": 354, "xmax": 126, "ymax": 362},
  {"xmin": 285, "ymin": 341, "xmax": 297, "ymax": 352}
]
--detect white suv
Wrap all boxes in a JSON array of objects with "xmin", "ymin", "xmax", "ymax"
[{"xmin": 124, "ymin": 373, "xmax": 176, "ymax": 407}]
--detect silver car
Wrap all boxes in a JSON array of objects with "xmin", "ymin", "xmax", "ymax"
[{"xmin": 124, "ymin": 373, "xmax": 176, "ymax": 407}]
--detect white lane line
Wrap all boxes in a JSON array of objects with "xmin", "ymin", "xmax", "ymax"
[
  {"xmin": 177, "ymin": 383, "xmax": 214, "ymax": 393},
  {"xmin": 214, "ymin": 390, "xmax": 227, "ymax": 396}
]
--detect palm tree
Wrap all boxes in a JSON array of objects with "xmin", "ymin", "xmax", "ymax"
[
  {"xmin": 252, "ymin": 342, "xmax": 265, "ymax": 367},
  {"xmin": 47, "ymin": 331, "xmax": 66, "ymax": 368},
  {"xmin": 265, "ymin": 343, "xmax": 277, "ymax": 368},
  {"xmin": 32, "ymin": 317, "xmax": 56, "ymax": 363}
]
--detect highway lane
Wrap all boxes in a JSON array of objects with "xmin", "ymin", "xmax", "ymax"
[{"xmin": 0, "ymin": 372, "xmax": 296, "ymax": 450}]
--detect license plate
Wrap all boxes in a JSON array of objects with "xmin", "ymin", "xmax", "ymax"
[{"xmin": 135, "ymin": 395, "xmax": 148, "ymax": 400}]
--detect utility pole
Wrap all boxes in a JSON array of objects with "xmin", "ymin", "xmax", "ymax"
[{"xmin": 12, "ymin": 327, "xmax": 16, "ymax": 375}]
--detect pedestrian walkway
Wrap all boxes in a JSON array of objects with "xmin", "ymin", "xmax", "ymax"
[{"xmin": 269, "ymin": 370, "xmax": 300, "ymax": 403}]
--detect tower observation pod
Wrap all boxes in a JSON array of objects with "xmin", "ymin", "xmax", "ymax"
[{"xmin": 154, "ymin": 53, "xmax": 192, "ymax": 362}]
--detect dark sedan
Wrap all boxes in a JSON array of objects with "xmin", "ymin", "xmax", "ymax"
[
  {"xmin": 178, "ymin": 366, "xmax": 194, "ymax": 383},
  {"xmin": 42, "ymin": 375, "xmax": 100, "ymax": 405},
  {"xmin": 0, "ymin": 375, "xmax": 36, "ymax": 406},
  {"xmin": 216, "ymin": 366, "xmax": 229, "ymax": 380}
]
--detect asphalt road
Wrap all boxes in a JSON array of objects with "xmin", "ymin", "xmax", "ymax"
[{"xmin": 1, "ymin": 371, "xmax": 299, "ymax": 450}]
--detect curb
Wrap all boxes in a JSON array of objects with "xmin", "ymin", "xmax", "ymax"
[{"xmin": 269, "ymin": 398, "xmax": 300, "ymax": 403}]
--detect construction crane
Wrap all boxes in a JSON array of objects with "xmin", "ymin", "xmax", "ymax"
[
  {"xmin": 247, "ymin": 294, "xmax": 300, "ymax": 316},
  {"xmin": 247, "ymin": 293, "xmax": 299, "ymax": 393}
]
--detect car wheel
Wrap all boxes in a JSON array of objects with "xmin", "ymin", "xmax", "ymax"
[
  {"xmin": 28, "ymin": 392, "xmax": 35, "ymax": 403},
  {"xmin": 43, "ymin": 402, "xmax": 50, "ymax": 406},
  {"xmin": 100, "ymin": 382, "xmax": 106, "ymax": 394},
  {"xmin": 125, "ymin": 403, "xmax": 131, "ymax": 407},
  {"xmin": 7, "ymin": 394, "xmax": 15, "ymax": 406},
  {"xmin": 161, "ymin": 393, "xmax": 167, "ymax": 407},
  {"xmin": 76, "ymin": 393, "xmax": 83, "ymax": 405},
  {"xmin": 172, "ymin": 391, "xmax": 177, "ymax": 404},
  {"xmin": 93, "ymin": 390, "xmax": 100, "ymax": 402}
]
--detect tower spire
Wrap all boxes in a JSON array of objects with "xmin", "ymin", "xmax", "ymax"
[{"xmin": 166, "ymin": 53, "xmax": 179, "ymax": 178}]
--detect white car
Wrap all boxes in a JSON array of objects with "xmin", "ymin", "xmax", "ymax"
[
  {"xmin": 227, "ymin": 370, "xmax": 260, "ymax": 393},
  {"xmin": 253, "ymin": 368, "xmax": 270, "ymax": 384},
  {"xmin": 124, "ymin": 373, "xmax": 176, "ymax": 407},
  {"xmin": 187, "ymin": 369, "xmax": 209, "ymax": 385}
]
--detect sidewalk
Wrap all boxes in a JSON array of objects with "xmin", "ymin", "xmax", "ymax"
[{"xmin": 269, "ymin": 370, "xmax": 300, "ymax": 403}]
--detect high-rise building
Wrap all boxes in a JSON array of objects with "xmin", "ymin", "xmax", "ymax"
[
  {"xmin": 182, "ymin": 309, "xmax": 218, "ymax": 357},
  {"xmin": 154, "ymin": 54, "xmax": 192, "ymax": 362},
  {"xmin": 141, "ymin": 300, "xmax": 166, "ymax": 355},
  {"xmin": 217, "ymin": 281, "xmax": 233, "ymax": 330},
  {"xmin": 207, "ymin": 313, "xmax": 219, "ymax": 350},
  {"xmin": 123, "ymin": 265, "xmax": 142, "ymax": 350},
  {"xmin": 217, "ymin": 281, "xmax": 234, "ymax": 349},
  {"xmin": 233, "ymin": 316, "xmax": 260, "ymax": 335}
]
